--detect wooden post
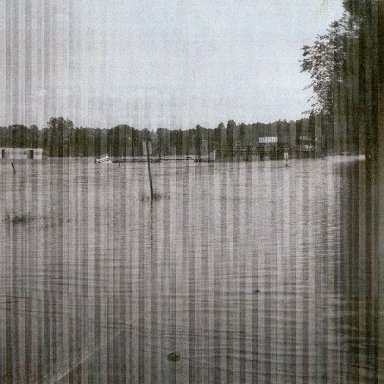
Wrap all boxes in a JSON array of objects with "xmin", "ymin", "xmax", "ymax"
[{"xmin": 146, "ymin": 140, "xmax": 153, "ymax": 201}]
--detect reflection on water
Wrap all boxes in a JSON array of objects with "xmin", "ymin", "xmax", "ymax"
[{"xmin": 0, "ymin": 157, "xmax": 380, "ymax": 383}]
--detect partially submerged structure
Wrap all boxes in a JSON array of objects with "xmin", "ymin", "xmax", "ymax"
[
  {"xmin": 0, "ymin": 147, "xmax": 43, "ymax": 160},
  {"xmin": 258, "ymin": 136, "xmax": 279, "ymax": 160}
]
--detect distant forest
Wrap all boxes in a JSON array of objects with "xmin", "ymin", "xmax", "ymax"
[
  {"xmin": 0, "ymin": 113, "xmax": 356, "ymax": 158},
  {"xmin": 0, "ymin": 0, "xmax": 374, "ymax": 160}
]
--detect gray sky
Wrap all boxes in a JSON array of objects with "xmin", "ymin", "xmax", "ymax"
[{"xmin": 0, "ymin": 0, "xmax": 344, "ymax": 129}]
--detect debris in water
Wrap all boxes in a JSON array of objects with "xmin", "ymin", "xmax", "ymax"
[
  {"xmin": 167, "ymin": 351, "xmax": 180, "ymax": 362},
  {"xmin": 5, "ymin": 212, "xmax": 33, "ymax": 224}
]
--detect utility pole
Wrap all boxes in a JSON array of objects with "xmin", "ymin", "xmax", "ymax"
[{"xmin": 145, "ymin": 140, "xmax": 154, "ymax": 201}]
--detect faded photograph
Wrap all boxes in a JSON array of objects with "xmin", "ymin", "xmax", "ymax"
[{"xmin": 0, "ymin": 1, "xmax": 383, "ymax": 383}]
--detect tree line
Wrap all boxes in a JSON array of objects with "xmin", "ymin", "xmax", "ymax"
[
  {"xmin": 1, "ymin": 0, "xmax": 377, "ymax": 159},
  {"xmin": 0, "ymin": 114, "xmax": 344, "ymax": 158},
  {"xmin": 301, "ymin": 2, "xmax": 383, "ymax": 380},
  {"xmin": 300, "ymin": 0, "xmax": 380, "ymax": 159}
]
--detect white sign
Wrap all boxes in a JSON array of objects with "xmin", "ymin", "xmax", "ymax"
[
  {"xmin": 259, "ymin": 136, "xmax": 278, "ymax": 144},
  {"xmin": 142, "ymin": 141, "xmax": 152, "ymax": 155}
]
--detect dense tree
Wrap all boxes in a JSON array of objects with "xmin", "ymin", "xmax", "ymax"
[
  {"xmin": 156, "ymin": 128, "xmax": 170, "ymax": 156},
  {"xmin": 46, "ymin": 117, "xmax": 74, "ymax": 157},
  {"xmin": 194, "ymin": 125, "xmax": 203, "ymax": 157},
  {"xmin": 175, "ymin": 129, "xmax": 183, "ymax": 156},
  {"xmin": 301, "ymin": 12, "xmax": 360, "ymax": 115},
  {"xmin": 238, "ymin": 123, "xmax": 247, "ymax": 147},
  {"xmin": 8, "ymin": 125, "xmax": 31, "ymax": 147},
  {"xmin": 226, "ymin": 120, "xmax": 236, "ymax": 156},
  {"xmin": 0, "ymin": 112, "xmax": 352, "ymax": 158}
]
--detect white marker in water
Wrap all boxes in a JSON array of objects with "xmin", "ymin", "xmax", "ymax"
[{"xmin": 284, "ymin": 152, "xmax": 289, "ymax": 167}]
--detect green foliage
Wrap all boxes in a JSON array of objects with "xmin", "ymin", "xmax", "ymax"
[
  {"xmin": 5, "ymin": 212, "xmax": 33, "ymax": 225},
  {"xmin": 0, "ymin": 114, "xmax": 346, "ymax": 158},
  {"xmin": 301, "ymin": 11, "xmax": 361, "ymax": 115}
]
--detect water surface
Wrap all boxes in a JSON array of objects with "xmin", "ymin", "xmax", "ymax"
[{"xmin": 0, "ymin": 157, "xmax": 378, "ymax": 383}]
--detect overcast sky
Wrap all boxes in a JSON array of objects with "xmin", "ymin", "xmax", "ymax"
[{"xmin": 0, "ymin": 0, "xmax": 344, "ymax": 129}]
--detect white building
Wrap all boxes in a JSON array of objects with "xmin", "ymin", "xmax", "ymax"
[
  {"xmin": 259, "ymin": 136, "xmax": 278, "ymax": 144},
  {"xmin": 0, "ymin": 147, "xmax": 43, "ymax": 160}
]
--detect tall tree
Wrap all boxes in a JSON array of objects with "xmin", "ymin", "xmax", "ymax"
[
  {"xmin": 194, "ymin": 125, "xmax": 203, "ymax": 157},
  {"xmin": 301, "ymin": 12, "xmax": 360, "ymax": 115},
  {"xmin": 226, "ymin": 120, "xmax": 236, "ymax": 156},
  {"xmin": 47, "ymin": 117, "xmax": 73, "ymax": 157}
]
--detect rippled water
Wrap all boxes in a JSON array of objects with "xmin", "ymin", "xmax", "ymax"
[{"xmin": 0, "ymin": 157, "xmax": 380, "ymax": 383}]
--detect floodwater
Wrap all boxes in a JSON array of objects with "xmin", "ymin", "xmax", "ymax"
[{"xmin": 0, "ymin": 157, "xmax": 381, "ymax": 383}]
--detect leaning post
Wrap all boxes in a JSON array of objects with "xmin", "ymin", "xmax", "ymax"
[{"xmin": 145, "ymin": 140, "xmax": 154, "ymax": 201}]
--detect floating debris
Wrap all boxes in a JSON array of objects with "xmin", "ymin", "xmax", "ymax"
[
  {"xmin": 167, "ymin": 351, "xmax": 181, "ymax": 362},
  {"xmin": 95, "ymin": 154, "xmax": 112, "ymax": 163},
  {"xmin": 4, "ymin": 212, "xmax": 33, "ymax": 225},
  {"xmin": 139, "ymin": 192, "xmax": 164, "ymax": 202}
]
